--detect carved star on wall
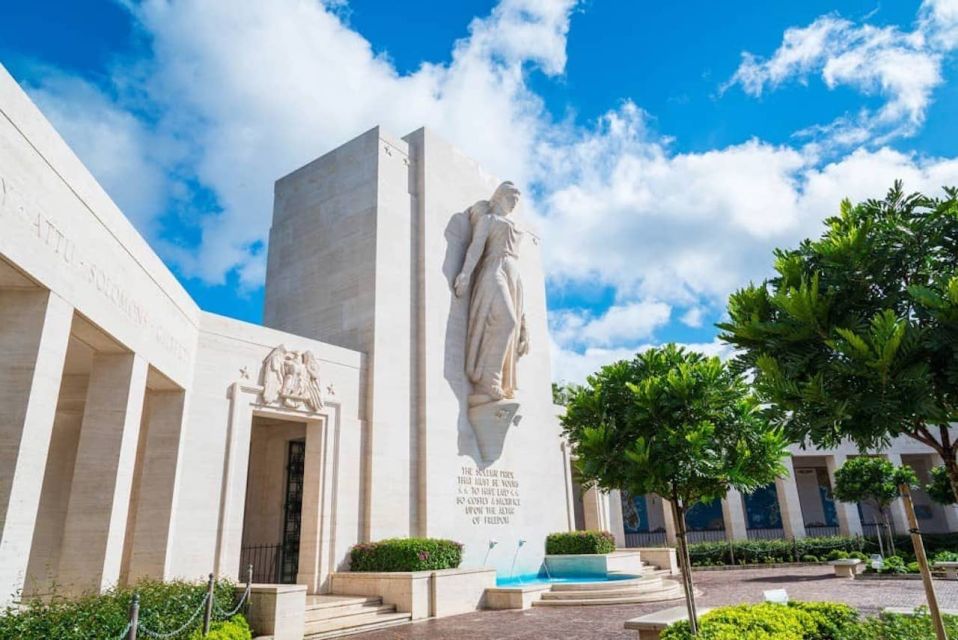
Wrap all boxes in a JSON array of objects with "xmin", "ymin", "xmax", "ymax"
[
  {"xmin": 239, "ymin": 366, "xmax": 251, "ymax": 380},
  {"xmin": 326, "ymin": 384, "xmax": 336, "ymax": 396}
]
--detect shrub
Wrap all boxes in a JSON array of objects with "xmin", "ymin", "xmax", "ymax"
[
  {"xmin": 349, "ymin": 537, "xmax": 462, "ymax": 572},
  {"xmin": 876, "ymin": 555, "xmax": 906, "ymax": 575},
  {"xmin": 932, "ymin": 550, "xmax": 958, "ymax": 563},
  {"xmin": 188, "ymin": 615, "xmax": 252, "ymax": 640},
  {"xmin": 802, "ymin": 555, "xmax": 820, "ymax": 563},
  {"xmin": 0, "ymin": 579, "xmax": 237, "ymax": 640},
  {"xmin": 545, "ymin": 530, "xmax": 616, "ymax": 555},
  {"xmin": 906, "ymin": 562, "xmax": 920, "ymax": 574},
  {"xmin": 661, "ymin": 601, "xmax": 857, "ymax": 640},
  {"xmin": 827, "ymin": 550, "xmax": 850, "ymax": 561},
  {"xmin": 788, "ymin": 601, "xmax": 859, "ymax": 639},
  {"xmin": 849, "ymin": 552, "xmax": 869, "ymax": 561},
  {"xmin": 839, "ymin": 610, "xmax": 958, "ymax": 639},
  {"xmin": 687, "ymin": 535, "xmax": 865, "ymax": 567}
]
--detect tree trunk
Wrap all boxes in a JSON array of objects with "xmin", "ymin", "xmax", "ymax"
[
  {"xmin": 899, "ymin": 483, "xmax": 947, "ymax": 640},
  {"xmin": 881, "ymin": 508, "xmax": 895, "ymax": 557},
  {"xmin": 670, "ymin": 500, "xmax": 699, "ymax": 635}
]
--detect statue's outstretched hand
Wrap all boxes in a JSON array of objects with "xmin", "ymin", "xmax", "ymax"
[
  {"xmin": 454, "ymin": 273, "xmax": 470, "ymax": 297},
  {"xmin": 518, "ymin": 322, "xmax": 530, "ymax": 356}
]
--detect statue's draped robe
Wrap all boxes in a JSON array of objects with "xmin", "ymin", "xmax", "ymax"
[{"xmin": 465, "ymin": 213, "xmax": 524, "ymax": 398}]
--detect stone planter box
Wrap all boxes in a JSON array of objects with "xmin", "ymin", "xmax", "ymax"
[
  {"xmin": 544, "ymin": 550, "xmax": 644, "ymax": 577},
  {"xmin": 329, "ymin": 567, "xmax": 495, "ymax": 620},
  {"xmin": 242, "ymin": 583, "xmax": 306, "ymax": 640}
]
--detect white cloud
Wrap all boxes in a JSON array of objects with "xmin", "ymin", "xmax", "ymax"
[
  {"xmin": 23, "ymin": 71, "xmax": 176, "ymax": 234},
  {"xmin": 536, "ymin": 104, "xmax": 958, "ymax": 352},
  {"xmin": 680, "ymin": 306, "xmax": 705, "ymax": 328},
  {"xmin": 550, "ymin": 337, "xmax": 734, "ymax": 385},
  {"xmin": 726, "ymin": 1, "xmax": 958, "ymax": 146},
  {"xmin": 550, "ymin": 300, "xmax": 671, "ymax": 348},
  {"xmin": 16, "ymin": 0, "xmax": 958, "ymax": 385}
]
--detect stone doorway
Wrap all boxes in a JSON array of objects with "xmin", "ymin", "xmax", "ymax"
[{"xmin": 239, "ymin": 417, "xmax": 307, "ymax": 584}]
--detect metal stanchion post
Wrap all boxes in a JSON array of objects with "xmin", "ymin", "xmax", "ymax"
[
  {"xmin": 129, "ymin": 593, "xmax": 139, "ymax": 640},
  {"xmin": 203, "ymin": 573, "xmax": 215, "ymax": 635}
]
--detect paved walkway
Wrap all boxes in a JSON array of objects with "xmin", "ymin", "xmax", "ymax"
[{"xmin": 347, "ymin": 566, "xmax": 958, "ymax": 640}]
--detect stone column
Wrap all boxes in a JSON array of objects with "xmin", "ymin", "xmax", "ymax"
[
  {"xmin": 775, "ymin": 456, "xmax": 807, "ymax": 539},
  {"xmin": 582, "ymin": 486, "xmax": 609, "ymax": 531},
  {"xmin": 660, "ymin": 497, "xmax": 678, "ymax": 546},
  {"xmin": 826, "ymin": 454, "xmax": 863, "ymax": 536},
  {"xmin": 722, "ymin": 488, "xmax": 748, "ymax": 541},
  {"xmin": 608, "ymin": 490, "xmax": 626, "ymax": 547},
  {"xmin": 0, "ymin": 290, "xmax": 72, "ymax": 606},
  {"xmin": 297, "ymin": 419, "xmax": 328, "ymax": 593},
  {"xmin": 215, "ymin": 382, "xmax": 255, "ymax": 580},
  {"xmin": 561, "ymin": 442, "xmax": 576, "ymax": 532},
  {"xmin": 884, "ymin": 452, "xmax": 911, "ymax": 535},
  {"xmin": 125, "ymin": 390, "xmax": 187, "ymax": 583},
  {"xmin": 58, "ymin": 352, "xmax": 148, "ymax": 593}
]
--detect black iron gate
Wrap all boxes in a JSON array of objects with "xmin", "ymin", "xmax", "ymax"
[
  {"xmin": 280, "ymin": 439, "xmax": 305, "ymax": 584},
  {"xmin": 239, "ymin": 438, "xmax": 305, "ymax": 584}
]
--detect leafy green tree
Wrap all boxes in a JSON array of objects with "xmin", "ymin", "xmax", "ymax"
[
  {"xmin": 719, "ymin": 183, "xmax": 958, "ymax": 501},
  {"xmin": 926, "ymin": 465, "xmax": 956, "ymax": 506},
  {"xmin": 562, "ymin": 344, "xmax": 789, "ymax": 635},
  {"xmin": 832, "ymin": 456, "xmax": 917, "ymax": 555},
  {"xmin": 551, "ymin": 381, "xmax": 581, "ymax": 406}
]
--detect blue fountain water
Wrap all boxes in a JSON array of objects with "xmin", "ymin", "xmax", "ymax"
[{"xmin": 495, "ymin": 573, "xmax": 638, "ymax": 587}]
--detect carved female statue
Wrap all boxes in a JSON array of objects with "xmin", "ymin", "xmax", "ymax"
[{"xmin": 454, "ymin": 181, "xmax": 529, "ymax": 405}]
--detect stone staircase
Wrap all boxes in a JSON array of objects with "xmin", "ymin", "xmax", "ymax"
[
  {"xmin": 302, "ymin": 595, "xmax": 412, "ymax": 638},
  {"xmin": 531, "ymin": 573, "xmax": 684, "ymax": 607}
]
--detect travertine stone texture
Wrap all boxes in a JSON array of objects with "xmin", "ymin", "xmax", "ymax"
[
  {"xmin": 721, "ymin": 488, "xmax": 748, "ymax": 541},
  {"xmin": 264, "ymin": 127, "xmax": 414, "ymax": 542},
  {"xmin": 774, "ymin": 455, "xmax": 807, "ymax": 539},
  {"xmin": 0, "ymin": 289, "xmax": 72, "ymax": 600},
  {"xmin": 244, "ymin": 583, "xmax": 307, "ymax": 640},
  {"xmin": 265, "ymin": 126, "xmax": 571, "ymax": 577},
  {"xmin": 58, "ymin": 352, "xmax": 148, "ymax": 593},
  {"xmin": 125, "ymin": 390, "xmax": 187, "ymax": 583}
]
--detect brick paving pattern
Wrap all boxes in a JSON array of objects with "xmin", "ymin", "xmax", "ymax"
[{"xmin": 347, "ymin": 566, "xmax": 958, "ymax": 640}]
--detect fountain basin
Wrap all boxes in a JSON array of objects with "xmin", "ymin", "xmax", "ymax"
[{"xmin": 544, "ymin": 550, "xmax": 644, "ymax": 577}]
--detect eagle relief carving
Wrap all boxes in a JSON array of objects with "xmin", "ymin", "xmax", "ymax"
[{"xmin": 259, "ymin": 345, "xmax": 324, "ymax": 412}]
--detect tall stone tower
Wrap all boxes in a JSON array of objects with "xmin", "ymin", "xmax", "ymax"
[{"xmin": 263, "ymin": 126, "xmax": 572, "ymax": 576}]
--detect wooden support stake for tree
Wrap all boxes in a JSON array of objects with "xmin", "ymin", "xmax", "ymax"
[{"xmin": 899, "ymin": 483, "xmax": 947, "ymax": 640}]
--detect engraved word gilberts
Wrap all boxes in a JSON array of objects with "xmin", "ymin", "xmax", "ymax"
[{"xmin": 259, "ymin": 345, "xmax": 325, "ymax": 412}]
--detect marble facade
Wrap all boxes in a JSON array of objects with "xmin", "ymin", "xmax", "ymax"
[{"xmin": 0, "ymin": 62, "xmax": 571, "ymax": 606}]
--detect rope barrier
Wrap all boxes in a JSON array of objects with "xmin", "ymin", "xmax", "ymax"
[
  {"xmin": 112, "ymin": 620, "xmax": 134, "ymax": 640},
  {"xmin": 137, "ymin": 593, "xmax": 210, "ymax": 639},
  {"xmin": 213, "ymin": 582, "xmax": 251, "ymax": 620}
]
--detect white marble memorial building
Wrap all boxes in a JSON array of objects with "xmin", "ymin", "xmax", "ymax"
[
  {"xmin": 0, "ymin": 63, "xmax": 575, "ymax": 606},
  {"xmin": 3, "ymin": 59, "xmax": 958, "ymax": 612}
]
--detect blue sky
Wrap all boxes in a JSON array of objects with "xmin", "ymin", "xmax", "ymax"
[{"xmin": 3, "ymin": 0, "xmax": 958, "ymax": 381}]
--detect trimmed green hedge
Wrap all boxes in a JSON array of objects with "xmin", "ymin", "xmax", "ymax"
[
  {"xmin": 349, "ymin": 537, "xmax": 463, "ymax": 572},
  {"xmin": 0, "ymin": 579, "xmax": 239, "ymax": 640},
  {"xmin": 688, "ymin": 536, "xmax": 865, "ymax": 566},
  {"xmin": 662, "ymin": 601, "xmax": 859, "ymax": 639},
  {"xmin": 686, "ymin": 533, "xmax": 958, "ymax": 567},
  {"xmin": 546, "ymin": 530, "xmax": 616, "ymax": 555},
  {"xmin": 662, "ymin": 602, "xmax": 958, "ymax": 639}
]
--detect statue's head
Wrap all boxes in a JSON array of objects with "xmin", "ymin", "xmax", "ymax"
[{"xmin": 491, "ymin": 181, "xmax": 520, "ymax": 216}]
